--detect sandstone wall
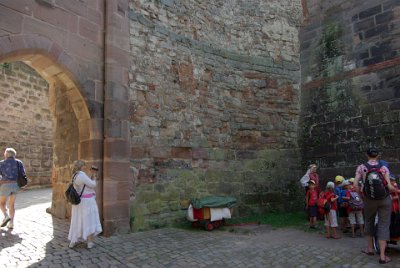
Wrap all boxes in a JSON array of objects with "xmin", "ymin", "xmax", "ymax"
[
  {"xmin": 128, "ymin": 0, "xmax": 303, "ymax": 230},
  {"xmin": 0, "ymin": 62, "xmax": 52, "ymax": 186},
  {"xmin": 300, "ymin": 0, "xmax": 400, "ymax": 184}
]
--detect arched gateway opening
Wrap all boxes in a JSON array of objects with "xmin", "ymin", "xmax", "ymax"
[{"xmin": 0, "ymin": 37, "xmax": 103, "ymax": 221}]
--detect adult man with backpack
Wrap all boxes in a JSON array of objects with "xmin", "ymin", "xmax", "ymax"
[{"xmin": 353, "ymin": 147, "xmax": 397, "ymax": 264}]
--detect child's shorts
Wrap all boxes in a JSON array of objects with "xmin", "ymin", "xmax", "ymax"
[
  {"xmin": 349, "ymin": 210, "xmax": 364, "ymax": 225},
  {"xmin": 309, "ymin": 205, "xmax": 317, "ymax": 217},
  {"xmin": 324, "ymin": 210, "xmax": 338, "ymax": 227}
]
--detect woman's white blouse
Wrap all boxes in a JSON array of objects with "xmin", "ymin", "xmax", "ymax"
[{"xmin": 73, "ymin": 171, "xmax": 96, "ymax": 195}]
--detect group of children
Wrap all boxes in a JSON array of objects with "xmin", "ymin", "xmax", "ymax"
[{"xmin": 305, "ymin": 175, "xmax": 400, "ymax": 239}]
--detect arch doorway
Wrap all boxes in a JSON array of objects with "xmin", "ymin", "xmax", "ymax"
[{"xmin": 0, "ymin": 52, "xmax": 103, "ymax": 221}]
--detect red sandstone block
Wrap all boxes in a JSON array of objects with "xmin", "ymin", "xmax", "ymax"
[
  {"xmin": 7, "ymin": 35, "xmax": 27, "ymax": 52},
  {"xmin": 55, "ymin": 0, "xmax": 87, "ymax": 17},
  {"xmin": 68, "ymin": 13, "xmax": 78, "ymax": 34},
  {"xmin": 105, "ymin": 64, "xmax": 125, "ymax": 86},
  {"xmin": 131, "ymin": 147, "xmax": 147, "ymax": 159},
  {"xmin": 49, "ymin": 42, "xmax": 64, "ymax": 60},
  {"xmin": 79, "ymin": 17, "xmax": 101, "ymax": 44},
  {"xmin": 171, "ymin": 147, "xmax": 192, "ymax": 159},
  {"xmin": 104, "ymin": 100, "xmax": 129, "ymax": 120},
  {"xmin": 67, "ymin": 33, "xmax": 102, "ymax": 62},
  {"xmin": 103, "ymin": 161, "xmax": 131, "ymax": 181},
  {"xmin": 79, "ymin": 139, "xmax": 103, "ymax": 160},
  {"xmin": 0, "ymin": 6, "xmax": 23, "ymax": 34},
  {"xmin": 104, "ymin": 139, "xmax": 130, "ymax": 159},
  {"xmin": 105, "ymin": 45, "xmax": 130, "ymax": 71},
  {"xmin": 102, "ymin": 200, "xmax": 129, "ymax": 220},
  {"xmin": 24, "ymin": 17, "xmax": 69, "ymax": 47},
  {"xmin": 102, "ymin": 218, "xmax": 130, "ymax": 236},
  {"xmin": 192, "ymin": 147, "xmax": 209, "ymax": 160},
  {"xmin": 32, "ymin": 3, "xmax": 71, "ymax": 31},
  {"xmin": 103, "ymin": 181, "xmax": 131, "ymax": 201},
  {"xmin": 86, "ymin": 0, "xmax": 100, "ymax": 10},
  {"xmin": 149, "ymin": 147, "xmax": 171, "ymax": 158},
  {"xmin": 87, "ymin": 7, "xmax": 103, "ymax": 26}
]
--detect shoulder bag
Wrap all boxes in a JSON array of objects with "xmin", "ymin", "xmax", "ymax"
[{"xmin": 65, "ymin": 173, "xmax": 86, "ymax": 205}]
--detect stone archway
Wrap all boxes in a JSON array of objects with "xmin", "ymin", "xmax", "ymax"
[{"xmin": 0, "ymin": 35, "xmax": 103, "ymax": 221}]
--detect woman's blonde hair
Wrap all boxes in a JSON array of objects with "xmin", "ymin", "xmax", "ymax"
[{"xmin": 73, "ymin": 159, "xmax": 86, "ymax": 173}]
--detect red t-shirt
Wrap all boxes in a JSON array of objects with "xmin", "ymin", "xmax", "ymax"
[
  {"xmin": 306, "ymin": 189, "xmax": 318, "ymax": 206},
  {"xmin": 324, "ymin": 191, "xmax": 337, "ymax": 211},
  {"xmin": 346, "ymin": 189, "xmax": 356, "ymax": 213},
  {"xmin": 309, "ymin": 172, "xmax": 320, "ymax": 193}
]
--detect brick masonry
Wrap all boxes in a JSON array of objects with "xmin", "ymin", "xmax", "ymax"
[
  {"xmin": 0, "ymin": 62, "xmax": 52, "ymax": 186},
  {"xmin": 128, "ymin": 0, "xmax": 303, "ymax": 230},
  {"xmin": 300, "ymin": 0, "xmax": 400, "ymax": 183}
]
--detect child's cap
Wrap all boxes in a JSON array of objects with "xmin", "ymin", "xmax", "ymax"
[
  {"xmin": 309, "ymin": 179, "xmax": 316, "ymax": 185},
  {"xmin": 348, "ymin": 178, "xmax": 355, "ymax": 183},
  {"xmin": 335, "ymin": 175, "xmax": 344, "ymax": 184},
  {"xmin": 326, "ymin": 181, "xmax": 335, "ymax": 189},
  {"xmin": 341, "ymin": 180, "xmax": 351, "ymax": 187}
]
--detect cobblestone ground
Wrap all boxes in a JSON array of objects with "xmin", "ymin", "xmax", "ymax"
[{"xmin": 1, "ymin": 188, "xmax": 400, "ymax": 267}]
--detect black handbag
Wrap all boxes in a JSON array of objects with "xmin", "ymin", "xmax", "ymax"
[
  {"xmin": 65, "ymin": 173, "xmax": 86, "ymax": 205},
  {"xmin": 16, "ymin": 161, "xmax": 28, "ymax": 187}
]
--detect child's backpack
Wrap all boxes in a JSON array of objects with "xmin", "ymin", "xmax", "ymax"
[
  {"xmin": 317, "ymin": 195, "xmax": 331, "ymax": 215},
  {"xmin": 349, "ymin": 191, "xmax": 364, "ymax": 210},
  {"xmin": 364, "ymin": 162, "xmax": 388, "ymax": 200}
]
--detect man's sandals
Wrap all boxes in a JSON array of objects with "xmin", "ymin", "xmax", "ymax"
[
  {"xmin": 361, "ymin": 249, "xmax": 392, "ymax": 264},
  {"xmin": 378, "ymin": 256, "xmax": 391, "ymax": 264}
]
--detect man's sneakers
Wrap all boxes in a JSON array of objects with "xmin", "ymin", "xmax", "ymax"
[
  {"xmin": 1, "ymin": 216, "xmax": 10, "ymax": 227},
  {"xmin": 7, "ymin": 221, "xmax": 13, "ymax": 229},
  {"xmin": 68, "ymin": 242, "xmax": 76, "ymax": 248}
]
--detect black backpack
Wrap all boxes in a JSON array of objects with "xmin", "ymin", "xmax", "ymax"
[
  {"xmin": 65, "ymin": 173, "xmax": 86, "ymax": 205},
  {"xmin": 363, "ymin": 162, "xmax": 388, "ymax": 200}
]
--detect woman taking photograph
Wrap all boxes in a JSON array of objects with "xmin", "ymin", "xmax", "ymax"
[{"xmin": 68, "ymin": 160, "xmax": 102, "ymax": 249}]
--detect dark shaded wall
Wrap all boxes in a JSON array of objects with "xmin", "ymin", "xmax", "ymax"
[{"xmin": 300, "ymin": 0, "xmax": 400, "ymax": 185}]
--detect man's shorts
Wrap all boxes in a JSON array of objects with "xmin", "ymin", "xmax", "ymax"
[{"xmin": 0, "ymin": 182, "xmax": 19, "ymax": 197}]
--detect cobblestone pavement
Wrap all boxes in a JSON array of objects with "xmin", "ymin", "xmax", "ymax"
[{"xmin": 1, "ymin": 188, "xmax": 400, "ymax": 268}]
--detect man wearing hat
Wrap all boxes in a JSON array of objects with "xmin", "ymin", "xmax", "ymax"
[{"xmin": 354, "ymin": 147, "xmax": 397, "ymax": 264}]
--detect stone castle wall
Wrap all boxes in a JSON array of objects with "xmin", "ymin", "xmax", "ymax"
[
  {"xmin": 128, "ymin": 0, "xmax": 304, "ymax": 230},
  {"xmin": 300, "ymin": 0, "xmax": 400, "ymax": 184},
  {"xmin": 0, "ymin": 62, "xmax": 52, "ymax": 186}
]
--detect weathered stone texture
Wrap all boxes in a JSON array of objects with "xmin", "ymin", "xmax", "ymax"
[
  {"xmin": 300, "ymin": 0, "xmax": 400, "ymax": 182},
  {"xmin": 0, "ymin": 62, "xmax": 52, "ymax": 186},
  {"xmin": 128, "ymin": 0, "xmax": 303, "ymax": 230}
]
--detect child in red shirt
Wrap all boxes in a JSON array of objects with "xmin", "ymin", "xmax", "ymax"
[
  {"xmin": 305, "ymin": 180, "xmax": 318, "ymax": 229},
  {"xmin": 324, "ymin": 181, "xmax": 340, "ymax": 239},
  {"xmin": 343, "ymin": 180, "xmax": 364, "ymax": 237}
]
